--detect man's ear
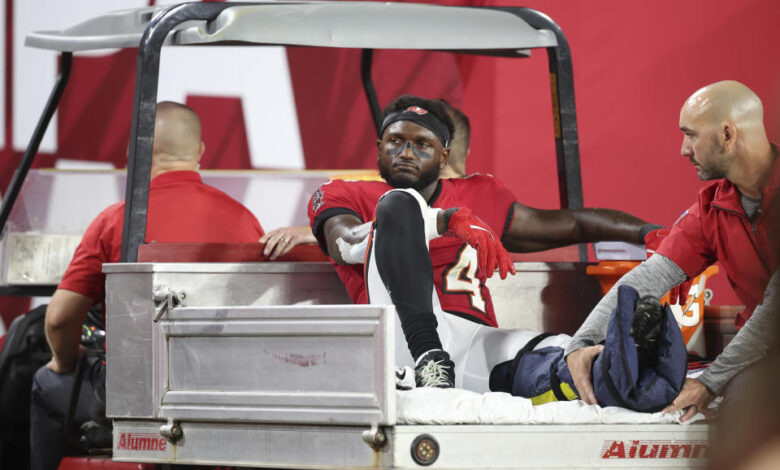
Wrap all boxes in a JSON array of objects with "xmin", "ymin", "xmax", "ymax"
[
  {"xmin": 440, "ymin": 148, "xmax": 451, "ymax": 168},
  {"xmin": 722, "ymin": 122, "xmax": 737, "ymax": 150},
  {"xmin": 198, "ymin": 141, "xmax": 206, "ymax": 162}
]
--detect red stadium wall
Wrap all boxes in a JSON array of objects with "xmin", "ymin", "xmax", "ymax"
[
  {"xmin": 1, "ymin": 0, "xmax": 778, "ymax": 324},
  {"xmin": 286, "ymin": 0, "xmax": 779, "ymax": 307}
]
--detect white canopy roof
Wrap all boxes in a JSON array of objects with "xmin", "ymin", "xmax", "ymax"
[{"xmin": 25, "ymin": 2, "xmax": 557, "ymax": 56}]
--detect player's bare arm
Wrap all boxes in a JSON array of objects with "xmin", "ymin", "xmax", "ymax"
[
  {"xmin": 500, "ymin": 202, "xmax": 652, "ymax": 252},
  {"xmin": 322, "ymin": 213, "xmax": 373, "ymax": 265}
]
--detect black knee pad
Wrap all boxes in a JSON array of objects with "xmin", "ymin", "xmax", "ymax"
[{"xmin": 375, "ymin": 190, "xmax": 423, "ymax": 229}]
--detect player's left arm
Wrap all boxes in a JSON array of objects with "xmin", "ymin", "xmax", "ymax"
[{"xmin": 501, "ymin": 202, "xmax": 658, "ymax": 252}]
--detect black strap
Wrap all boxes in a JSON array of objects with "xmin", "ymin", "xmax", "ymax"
[
  {"xmin": 600, "ymin": 350, "xmax": 632, "ymax": 409},
  {"xmin": 507, "ymin": 332, "xmax": 556, "ymax": 392},
  {"xmin": 63, "ymin": 355, "xmax": 89, "ymax": 449},
  {"xmin": 548, "ymin": 360, "xmax": 570, "ymax": 401}
]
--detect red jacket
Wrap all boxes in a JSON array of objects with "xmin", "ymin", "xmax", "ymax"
[{"xmin": 657, "ymin": 145, "xmax": 779, "ymax": 327}]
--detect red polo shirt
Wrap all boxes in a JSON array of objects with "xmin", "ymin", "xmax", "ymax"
[
  {"xmin": 59, "ymin": 171, "xmax": 264, "ymax": 302},
  {"xmin": 657, "ymin": 145, "xmax": 779, "ymax": 327}
]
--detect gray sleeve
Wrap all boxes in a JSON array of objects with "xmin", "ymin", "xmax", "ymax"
[
  {"xmin": 564, "ymin": 254, "xmax": 688, "ymax": 356},
  {"xmin": 697, "ymin": 270, "xmax": 779, "ymax": 394}
]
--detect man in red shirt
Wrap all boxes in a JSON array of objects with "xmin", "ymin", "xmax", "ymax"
[
  {"xmin": 566, "ymin": 81, "xmax": 779, "ymax": 421},
  {"xmin": 309, "ymin": 95, "xmax": 659, "ymax": 388},
  {"xmin": 30, "ymin": 101, "xmax": 265, "ymax": 470}
]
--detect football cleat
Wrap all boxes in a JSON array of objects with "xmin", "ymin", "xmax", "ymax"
[
  {"xmin": 414, "ymin": 349, "xmax": 455, "ymax": 388},
  {"xmin": 630, "ymin": 295, "xmax": 665, "ymax": 369},
  {"xmin": 395, "ymin": 367, "xmax": 416, "ymax": 390}
]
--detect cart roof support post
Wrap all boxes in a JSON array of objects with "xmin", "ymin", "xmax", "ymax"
[
  {"xmin": 0, "ymin": 52, "xmax": 72, "ymax": 238},
  {"xmin": 498, "ymin": 6, "xmax": 586, "ymax": 261},
  {"xmin": 361, "ymin": 49, "xmax": 382, "ymax": 135},
  {"xmin": 121, "ymin": 2, "xmax": 232, "ymax": 263}
]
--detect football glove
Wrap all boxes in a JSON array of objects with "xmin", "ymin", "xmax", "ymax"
[{"xmin": 446, "ymin": 207, "xmax": 515, "ymax": 279}]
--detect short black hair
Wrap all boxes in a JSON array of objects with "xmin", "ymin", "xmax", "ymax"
[{"xmin": 382, "ymin": 95, "xmax": 455, "ymax": 142}]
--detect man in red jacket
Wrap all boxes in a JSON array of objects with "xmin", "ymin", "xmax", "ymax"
[
  {"xmin": 30, "ymin": 102, "xmax": 265, "ymax": 470},
  {"xmin": 566, "ymin": 81, "xmax": 779, "ymax": 421}
]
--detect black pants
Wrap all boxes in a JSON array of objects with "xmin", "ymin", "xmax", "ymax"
[{"xmin": 29, "ymin": 357, "xmax": 104, "ymax": 470}]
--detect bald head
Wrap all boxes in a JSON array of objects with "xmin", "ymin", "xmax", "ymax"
[
  {"xmin": 151, "ymin": 101, "xmax": 204, "ymax": 174},
  {"xmin": 679, "ymin": 81, "xmax": 774, "ymax": 194},
  {"xmin": 683, "ymin": 80, "xmax": 764, "ymax": 128}
]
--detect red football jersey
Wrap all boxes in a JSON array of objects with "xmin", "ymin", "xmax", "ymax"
[{"xmin": 309, "ymin": 174, "xmax": 516, "ymax": 327}]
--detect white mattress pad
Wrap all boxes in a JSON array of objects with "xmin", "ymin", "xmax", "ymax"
[{"xmin": 396, "ymin": 388, "xmax": 706, "ymax": 425}]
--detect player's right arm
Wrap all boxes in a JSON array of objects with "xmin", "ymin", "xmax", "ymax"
[
  {"xmin": 309, "ymin": 180, "xmax": 382, "ymax": 265},
  {"xmin": 321, "ymin": 214, "xmax": 372, "ymax": 265}
]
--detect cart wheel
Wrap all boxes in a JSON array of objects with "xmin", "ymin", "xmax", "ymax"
[{"xmin": 411, "ymin": 434, "xmax": 439, "ymax": 466}]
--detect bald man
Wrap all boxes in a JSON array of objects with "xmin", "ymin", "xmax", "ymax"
[
  {"xmin": 438, "ymin": 101, "xmax": 470, "ymax": 179},
  {"xmin": 29, "ymin": 102, "xmax": 265, "ymax": 470},
  {"xmin": 565, "ymin": 81, "xmax": 779, "ymax": 421}
]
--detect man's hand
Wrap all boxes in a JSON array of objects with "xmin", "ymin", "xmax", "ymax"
[
  {"xmin": 45, "ymin": 345, "xmax": 84, "ymax": 375},
  {"xmin": 565, "ymin": 345, "xmax": 604, "ymax": 405},
  {"xmin": 45, "ymin": 357, "xmax": 71, "ymax": 374},
  {"xmin": 663, "ymin": 378, "xmax": 715, "ymax": 422},
  {"xmin": 260, "ymin": 225, "xmax": 317, "ymax": 260},
  {"xmin": 446, "ymin": 207, "xmax": 515, "ymax": 279}
]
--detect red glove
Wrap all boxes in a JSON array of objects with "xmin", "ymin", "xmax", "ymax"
[
  {"xmin": 669, "ymin": 279, "xmax": 693, "ymax": 306},
  {"xmin": 446, "ymin": 207, "xmax": 516, "ymax": 279},
  {"xmin": 643, "ymin": 227, "xmax": 691, "ymax": 305}
]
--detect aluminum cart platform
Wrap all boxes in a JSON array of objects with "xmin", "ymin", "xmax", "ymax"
[{"xmin": 104, "ymin": 262, "xmax": 709, "ymax": 469}]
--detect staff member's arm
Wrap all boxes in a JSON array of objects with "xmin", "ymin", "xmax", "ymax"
[
  {"xmin": 665, "ymin": 270, "xmax": 779, "ymax": 421},
  {"xmin": 45, "ymin": 289, "xmax": 95, "ymax": 374},
  {"xmin": 564, "ymin": 254, "xmax": 687, "ymax": 404}
]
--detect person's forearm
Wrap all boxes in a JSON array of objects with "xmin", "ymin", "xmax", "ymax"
[
  {"xmin": 571, "ymin": 208, "xmax": 655, "ymax": 244},
  {"xmin": 45, "ymin": 289, "xmax": 95, "ymax": 373},
  {"xmin": 45, "ymin": 305, "xmax": 84, "ymax": 372},
  {"xmin": 502, "ymin": 207, "xmax": 658, "ymax": 253},
  {"xmin": 564, "ymin": 254, "xmax": 687, "ymax": 356},
  {"xmin": 329, "ymin": 223, "xmax": 372, "ymax": 265},
  {"xmin": 698, "ymin": 270, "xmax": 779, "ymax": 394}
]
